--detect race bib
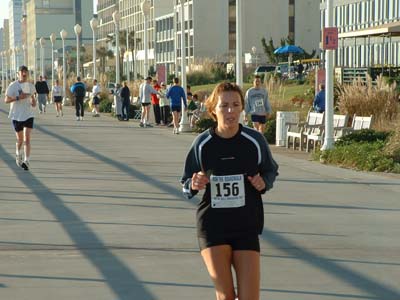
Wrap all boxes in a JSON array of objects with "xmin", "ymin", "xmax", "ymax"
[
  {"xmin": 254, "ymin": 98, "xmax": 264, "ymax": 107},
  {"xmin": 210, "ymin": 174, "xmax": 245, "ymax": 208}
]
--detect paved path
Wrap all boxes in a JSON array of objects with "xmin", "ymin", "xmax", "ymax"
[{"xmin": 1, "ymin": 101, "xmax": 399, "ymax": 300}]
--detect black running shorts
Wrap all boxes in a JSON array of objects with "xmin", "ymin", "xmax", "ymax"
[
  {"xmin": 198, "ymin": 234, "xmax": 260, "ymax": 252},
  {"xmin": 12, "ymin": 118, "xmax": 34, "ymax": 132}
]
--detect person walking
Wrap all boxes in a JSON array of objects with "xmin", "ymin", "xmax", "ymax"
[
  {"xmin": 114, "ymin": 83, "xmax": 123, "ymax": 121},
  {"xmin": 92, "ymin": 79, "xmax": 101, "ymax": 117},
  {"xmin": 4, "ymin": 65, "xmax": 37, "ymax": 171},
  {"xmin": 166, "ymin": 77, "xmax": 187, "ymax": 134},
  {"xmin": 70, "ymin": 76, "xmax": 86, "ymax": 121},
  {"xmin": 313, "ymin": 83, "xmax": 326, "ymax": 113},
  {"xmin": 52, "ymin": 79, "xmax": 63, "ymax": 117},
  {"xmin": 244, "ymin": 75, "xmax": 272, "ymax": 134},
  {"xmin": 35, "ymin": 75, "xmax": 49, "ymax": 114},
  {"xmin": 151, "ymin": 79, "xmax": 161, "ymax": 125},
  {"xmin": 138, "ymin": 76, "xmax": 159, "ymax": 127},
  {"xmin": 181, "ymin": 82, "xmax": 278, "ymax": 300},
  {"xmin": 120, "ymin": 81, "xmax": 131, "ymax": 121},
  {"xmin": 159, "ymin": 82, "xmax": 170, "ymax": 126}
]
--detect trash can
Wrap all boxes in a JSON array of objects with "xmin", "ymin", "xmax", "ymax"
[{"xmin": 276, "ymin": 111, "xmax": 299, "ymax": 147}]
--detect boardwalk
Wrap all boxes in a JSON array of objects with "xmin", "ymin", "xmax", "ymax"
[{"xmin": 1, "ymin": 101, "xmax": 400, "ymax": 300}]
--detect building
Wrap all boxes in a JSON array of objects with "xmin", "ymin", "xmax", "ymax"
[
  {"xmin": 25, "ymin": 0, "xmax": 94, "ymax": 79},
  {"xmin": 98, "ymin": 0, "xmax": 320, "ymax": 79},
  {"xmin": 8, "ymin": 0, "xmax": 24, "ymax": 75},
  {"xmin": 320, "ymin": 0, "xmax": 400, "ymax": 67}
]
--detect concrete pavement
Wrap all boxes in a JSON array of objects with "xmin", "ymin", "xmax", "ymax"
[{"xmin": 1, "ymin": 100, "xmax": 400, "ymax": 300}]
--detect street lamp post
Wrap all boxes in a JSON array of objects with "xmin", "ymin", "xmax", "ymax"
[
  {"xmin": 236, "ymin": 0, "xmax": 243, "ymax": 87},
  {"xmin": 112, "ymin": 11, "xmax": 120, "ymax": 84},
  {"xmin": 15, "ymin": 47, "xmax": 20, "ymax": 71},
  {"xmin": 1, "ymin": 52, "xmax": 4, "ymax": 93},
  {"xmin": 60, "ymin": 29, "xmax": 68, "ymax": 102},
  {"xmin": 74, "ymin": 24, "xmax": 82, "ymax": 78},
  {"xmin": 179, "ymin": 0, "xmax": 190, "ymax": 132},
  {"xmin": 50, "ymin": 33, "xmax": 56, "ymax": 88},
  {"xmin": 126, "ymin": 29, "xmax": 130, "ymax": 82},
  {"xmin": 251, "ymin": 46, "xmax": 257, "ymax": 67},
  {"xmin": 141, "ymin": 1, "xmax": 151, "ymax": 77},
  {"xmin": 22, "ymin": 44, "xmax": 26, "ymax": 66},
  {"xmin": 8, "ymin": 49, "xmax": 13, "ymax": 79},
  {"xmin": 90, "ymin": 18, "xmax": 98, "ymax": 80},
  {"xmin": 33, "ymin": 40, "xmax": 37, "ymax": 81},
  {"xmin": 321, "ymin": 0, "xmax": 334, "ymax": 151},
  {"xmin": 39, "ymin": 37, "xmax": 45, "ymax": 76}
]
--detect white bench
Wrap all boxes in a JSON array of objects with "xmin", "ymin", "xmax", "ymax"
[
  {"xmin": 306, "ymin": 114, "xmax": 349, "ymax": 152},
  {"xmin": 286, "ymin": 111, "xmax": 324, "ymax": 151},
  {"xmin": 334, "ymin": 114, "xmax": 373, "ymax": 140}
]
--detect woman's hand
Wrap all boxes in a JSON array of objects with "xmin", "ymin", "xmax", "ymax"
[
  {"xmin": 247, "ymin": 173, "xmax": 266, "ymax": 192},
  {"xmin": 191, "ymin": 171, "xmax": 209, "ymax": 190}
]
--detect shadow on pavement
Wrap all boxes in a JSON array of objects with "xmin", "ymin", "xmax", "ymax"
[{"xmin": 1, "ymin": 112, "xmax": 399, "ymax": 299}]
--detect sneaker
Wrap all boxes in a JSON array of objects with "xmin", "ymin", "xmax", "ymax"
[
  {"xmin": 81, "ymin": 117, "xmax": 84, "ymax": 121},
  {"xmin": 76, "ymin": 117, "xmax": 80, "ymax": 121},
  {"xmin": 21, "ymin": 160, "xmax": 29, "ymax": 171},
  {"xmin": 56, "ymin": 113, "xmax": 59, "ymax": 117},
  {"xmin": 16, "ymin": 154, "xmax": 23, "ymax": 167},
  {"xmin": 146, "ymin": 123, "xmax": 153, "ymax": 128},
  {"xmin": 144, "ymin": 123, "xmax": 147, "ymax": 128},
  {"xmin": 139, "ymin": 122, "xmax": 144, "ymax": 127}
]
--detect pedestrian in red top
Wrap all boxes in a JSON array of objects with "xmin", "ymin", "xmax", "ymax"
[{"xmin": 151, "ymin": 79, "xmax": 161, "ymax": 125}]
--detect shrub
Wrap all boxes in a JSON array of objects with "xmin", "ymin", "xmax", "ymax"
[
  {"xmin": 318, "ymin": 141, "xmax": 399, "ymax": 173},
  {"xmin": 384, "ymin": 123, "xmax": 400, "ymax": 162},
  {"xmin": 336, "ymin": 129, "xmax": 391, "ymax": 146},
  {"xmin": 263, "ymin": 119, "xmax": 276, "ymax": 144},
  {"xmin": 194, "ymin": 118, "xmax": 216, "ymax": 133},
  {"xmin": 187, "ymin": 71, "xmax": 214, "ymax": 86},
  {"xmin": 99, "ymin": 99, "xmax": 113, "ymax": 113}
]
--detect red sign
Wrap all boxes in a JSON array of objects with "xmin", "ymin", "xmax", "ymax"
[{"xmin": 322, "ymin": 27, "xmax": 338, "ymax": 50}]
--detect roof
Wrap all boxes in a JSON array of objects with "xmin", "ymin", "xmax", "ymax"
[{"xmin": 339, "ymin": 21, "xmax": 400, "ymax": 38}]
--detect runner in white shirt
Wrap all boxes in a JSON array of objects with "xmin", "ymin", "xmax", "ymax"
[
  {"xmin": 52, "ymin": 79, "xmax": 63, "ymax": 117},
  {"xmin": 4, "ymin": 65, "xmax": 37, "ymax": 171},
  {"xmin": 92, "ymin": 79, "xmax": 101, "ymax": 117}
]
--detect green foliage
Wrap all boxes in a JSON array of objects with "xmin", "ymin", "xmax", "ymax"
[
  {"xmin": 193, "ymin": 118, "xmax": 216, "ymax": 133},
  {"xmin": 336, "ymin": 129, "xmax": 391, "ymax": 146},
  {"xmin": 261, "ymin": 36, "xmax": 316, "ymax": 64},
  {"xmin": 318, "ymin": 141, "xmax": 399, "ymax": 173},
  {"xmin": 263, "ymin": 119, "xmax": 276, "ymax": 144},
  {"xmin": 99, "ymin": 99, "xmax": 113, "ymax": 113},
  {"xmin": 187, "ymin": 71, "xmax": 215, "ymax": 86}
]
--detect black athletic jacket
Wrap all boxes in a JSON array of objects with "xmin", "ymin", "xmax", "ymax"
[{"xmin": 181, "ymin": 125, "xmax": 279, "ymax": 238}]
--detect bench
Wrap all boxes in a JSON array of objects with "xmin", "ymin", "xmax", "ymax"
[
  {"xmin": 286, "ymin": 111, "xmax": 324, "ymax": 151},
  {"xmin": 306, "ymin": 114, "xmax": 349, "ymax": 152},
  {"xmin": 334, "ymin": 114, "xmax": 373, "ymax": 140}
]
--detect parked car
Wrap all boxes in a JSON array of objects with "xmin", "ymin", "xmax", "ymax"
[
  {"xmin": 253, "ymin": 65, "xmax": 276, "ymax": 76},
  {"xmin": 107, "ymin": 82, "xmax": 117, "ymax": 94}
]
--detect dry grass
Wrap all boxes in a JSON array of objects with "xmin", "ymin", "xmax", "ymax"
[
  {"xmin": 337, "ymin": 75, "xmax": 399, "ymax": 130},
  {"xmin": 384, "ymin": 120, "xmax": 400, "ymax": 161}
]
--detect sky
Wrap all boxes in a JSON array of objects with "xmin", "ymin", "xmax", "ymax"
[{"xmin": 0, "ymin": 0, "xmax": 7, "ymax": 27}]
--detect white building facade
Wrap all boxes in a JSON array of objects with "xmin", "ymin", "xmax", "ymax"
[
  {"xmin": 320, "ymin": 0, "xmax": 400, "ymax": 67},
  {"xmin": 8, "ymin": 0, "xmax": 24, "ymax": 75},
  {"xmin": 25, "ymin": 0, "xmax": 94, "ymax": 78},
  {"xmin": 99, "ymin": 0, "xmax": 321, "ymax": 78}
]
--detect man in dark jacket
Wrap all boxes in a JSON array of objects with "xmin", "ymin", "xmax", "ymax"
[
  {"xmin": 120, "ymin": 81, "xmax": 131, "ymax": 121},
  {"xmin": 70, "ymin": 77, "xmax": 86, "ymax": 121},
  {"xmin": 35, "ymin": 75, "xmax": 50, "ymax": 113}
]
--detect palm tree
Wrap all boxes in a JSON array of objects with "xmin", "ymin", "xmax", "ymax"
[{"xmin": 97, "ymin": 46, "xmax": 114, "ymax": 74}]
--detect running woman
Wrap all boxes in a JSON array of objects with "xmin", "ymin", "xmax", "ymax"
[
  {"xmin": 4, "ymin": 65, "xmax": 37, "ymax": 170},
  {"xmin": 52, "ymin": 79, "xmax": 63, "ymax": 117},
  {"xmin": 181, "ymin": 82, "xmax": 278, "ymax": 300}
]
